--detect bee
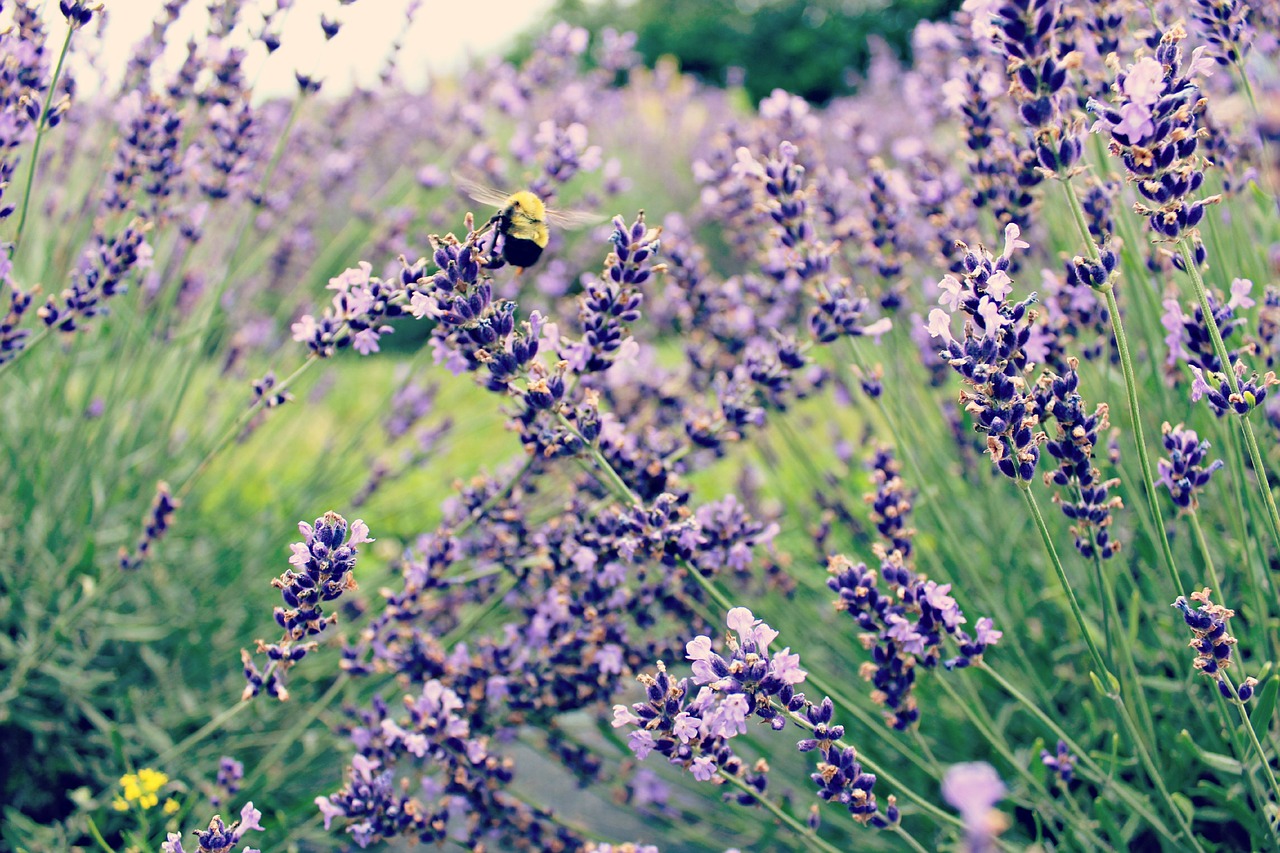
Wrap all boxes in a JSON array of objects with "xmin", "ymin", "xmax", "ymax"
[{"xmin": 454, "ymin": 173, "xmax": 602, "ymax": 271}]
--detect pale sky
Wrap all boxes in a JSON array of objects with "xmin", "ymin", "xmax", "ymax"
[{"xmin": 14, "ymin": 0, "xmax": 560, "ymax": 98}]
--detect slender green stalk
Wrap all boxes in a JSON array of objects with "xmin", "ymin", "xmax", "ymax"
[
  {"xmin": 715, "ymin": 770, "xmax": 845, "ymax": 853},
  {"xmin": 10, "ymin": 23, "xmax": 74, "ymax": 258},
  {"xmin": 240, "ymin": 674, "xmax": 350, "ymax": 793},
  {"xmin": 84, "ymin": 816, "xmax": 115, "ymax": 853},
  {"xmin": 932, "ymin": 676, "xmax": 1115, "ymax": 850},
  {"xmin": 558, "ymin": 412, "xmax": 640, "ymax": 505},
  {"xmin": 1222, "ymin": 671, "xmax": 1280, "ymax": 838},
  {"xmin": 1058, "ymin": 178, "xmax": 1184, "ymax": 598},
  {"xmin": 1019, "ymin": 483, "xmax": 1110, "ymax": 678},
  {"xmin": 891, "ymin": 826, "xmax": 931, "ymax": 853},
  {"xmin": 1186, "ymin": 511, "xmax": 1224, "ymax": 601},
  {"xmin": 978, "ymin": 663, "xmax": 1175, "ymax": 840},
  {"xmin": 155, "ymin": 697, "xmax": 251, "ymax": 766},
  {"xmin": 173, "ymin": 354, "xmax": 320, "ymax": 502},
  {"xmin": 1176, "ymin": 238, "xmax": 1280, "ymax": 558}
]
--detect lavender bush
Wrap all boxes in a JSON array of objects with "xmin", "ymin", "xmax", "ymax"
[{"xmin": 5, "ymin": 0, "xmax": 1280, "ymax": 850}]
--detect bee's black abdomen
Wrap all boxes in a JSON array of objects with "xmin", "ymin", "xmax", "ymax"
[{"xmin": 503, "ymin": 236, "xmax": 544, "ymax": 268}]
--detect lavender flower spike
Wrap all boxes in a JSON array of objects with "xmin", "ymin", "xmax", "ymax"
[
  {"xmin": 162, "ymin": 802, "xmax": 263, "ymax": 853},
  {"xmin": 242, "ymin": 512, "xmax": 371, "ymax": 701}
]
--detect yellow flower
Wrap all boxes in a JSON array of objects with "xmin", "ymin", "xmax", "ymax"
[
  {"xmin": 111, "ymin": 796, "xmax": 129, "ymax": 812},
  {"xmin": 116, "ymin": 768, "xmax": 170, "ymax": 810},
  {"xmin": 162, "ymin": 798, "xmax": 179, "ymax": 815}
]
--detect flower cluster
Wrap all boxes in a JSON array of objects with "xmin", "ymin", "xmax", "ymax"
[
  {"xmin": 865, "ymin": 447, "xmax": 915, "ymax": 560},
  {"xmin": 118, "ymin": 481, "xmax": 179, "ymax": 570},
  {"xmin": 112, "ymin": 767, "xmax": 170, "ymax": 812},
  {"xmin": 828, "ymin": 552, "xmax": 1002, "ymax": 729},
  {"xmin": 1161, "ymin": 277, "xmax": 1253, "ymax": 375},
  {"xmin": 1190, "ymin": 361, "xmax": 1278, "ymax": 417},
  {"xmin": 37, "ymin": 223, "xmax": 154, "ymax": 334},
  {"xmin": 1041, "ymin": 740, "xmax": 1076, "ymax": 786},
  {"xmin": 210, "ymin": 756, "xmax": 244, "ymax": 810},
  {"xmin": 1157, "ymin": 422, "xmax": 1224, "ymax": 510},
  {"xmin": 162, "ymin": 802, "xmax": 263, "ymax": 853},
  {"xmin": 242, "ymin": 512, "xmax": 370, "ymax": 701},
  {"xmin": 1034, "ymin": 360, "xmax": 1123, "ymax": 560},
  {"xmin": 1173, "ymin": 588, "xmax": 1258, "ymax": 700},
  {"xmin": 988, "ymin": 0, "xmax": 1083, "ymax": 177},
  {"xmin": 291, "ymin": 262, "xmax": 404, "ymax": 357},
  {"xmin": 1087, "ymin": 25, "xmax": 1218, "ymax": 260},
  {"xmin": 614, "ymin": 608, "xmax": 894, "ymax": 826},
  {"xmin": 927, "ymin": 224, "xmax": 1042, "ymax": 482}
]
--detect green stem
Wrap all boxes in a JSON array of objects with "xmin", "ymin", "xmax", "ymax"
[
  {"xmin": 1176, "ymin": 238, "xmax": 1280, "ymax": 558},
  {"xmin": 1186, "ymin": 511, "xmax": 1224, "ymax": 599},
  {"xmin": 891, "ymin": 825, "xmax": 931, "ymax": 853},
  {"xmin": 558, "ymin": 412, "xmax": 640, "ymax": 505},
  {"xmin": 1019, "ymin": 484, "xmax": 1109, "ymax": 678},
  {"xmin": 173, "ymin": 355, "xmax": 319, "ymax": 503},
  {"xmin": 715, "ymin": 770, "xmax": 845, "ymax": 853},
  {"xmin": 240, "ymin": 674, "xmax": 349, "ymax": 793},
  {"xmin": 1100, "ymin": 284, "xmax": 1184, "ymax": 596},
  {"xmin": 1223, "ymin": 671, "xmax": 1280, "ymax": 838},
  {"xmin": 978, "ymin": 661, "xmax": 1175, "ymax": 841},
  {"xmin": 772, "ymin": 701, "xmax": 964, "ymax": 831},
  {"xmin": 84, "ymin": 817, "xmax": 115, "ymax": 853},
  {"xmin": 155, "ymin": 698, "xmax": 251, "ymax": 766},
  {"xmin": 10, "ymin": 23, "xmax": 74, "ymax": 258}
]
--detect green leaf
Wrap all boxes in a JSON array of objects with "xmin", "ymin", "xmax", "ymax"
[
  {"xmin": 1171, "ymin": 792, "xmax": 1195, "ymax": 824},
  {"xmin": 1177, "ymin": 729, "xmax": 1244, "ymax": 775}
]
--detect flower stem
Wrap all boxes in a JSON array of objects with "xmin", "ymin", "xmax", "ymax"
[
  {"xmin": 714, "ymin": 770, "xmax": 844, "ymax": 853},
  {"xmin": 10, "ymin": 23, "xmax": 74, "ymax": 259},
  {"xmin": 1176, "ymin": 238, "xmax": 1280, "ymax": 558},
  {"xmin": 1222, "ymin": 671, "xmax": 1280, "ymax": 836},
  {"xmin": 173, "ymin": 354, "xmax": 320, "ymax": 503},
  {"xmin": 1019, "ymin": 483, "xmax": 1109, "ymax": 678}
]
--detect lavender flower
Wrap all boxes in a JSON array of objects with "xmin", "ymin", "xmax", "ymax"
[
  {"xmin": 292, "ymin": 262, "xmax": 404, "ymax": 357},
  {"xmin": 210, "ymin": 756, "xmax": 243, "ymax": 810},
  {"xmin": 1161, "ymin": 277, "xmax": 1254, "ymax": 375},
  {"xmin": 37, "ymin": 223, "xmax": 154, "ymax": 334},
  {"xmin": 1087, "ymin": 25, "xmax": 1219, "ymax": 264},
  {"xmin": 828, "ymin": 551, "xmax": 1002, "ymax": 729},
  {"xmin": 119, "ymin": 481, "xmax": 179, "ymax": 570},
  {"xmin": 162, "ymin": 802, "xmax": 263, "ymax": 853},
  {"xmin": 1157, "ymin": 422, "xmax": 1224, "ymax": 510},
  {"xmin": 926, "ymin": 224, "xmax": 1043, "ymax": 483},
  {"xmin": 1192, "ymin": 0, "xmax": 1253, "ymax": 66},
  {"xmin": 1173, "ymin": 588, "xmax": 1259, "ymax": 700},
  {"xmin": 1034, "ymin": 359, "xmax": 1123, "ymax": 560},
  {"xmin": 942, "ymin": 762, "xmax": 1009, "ymax": 853},
  {"xmin": 865, "ymin": 447, "xmax": 915, "ymax": 560},
  {"xmin": 987, "ymin": 0, "xmax": 1083, "ymax": 177},
  {"xmin": 1190, "ymin": 361, "xmax": 1278, "ymax": 417},
  {"xmin": 615, "ymin": 608, "xmax": 892, "ymax": 826},
  {"xmin": 1040, "ymin": 740, "xmax": 1076, "ymax": 786},
  {"xmin": 242, "ymin": 512, "xmax": 371, "ymax": 701}
]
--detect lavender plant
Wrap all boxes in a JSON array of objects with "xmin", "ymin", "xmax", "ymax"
[{"xmin": 6, "ymin": 1, "xmax": 1280, "ymax": 851}]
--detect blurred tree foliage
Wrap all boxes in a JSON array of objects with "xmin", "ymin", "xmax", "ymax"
[{"xmin": 518, "ymin": 0, "xmax": 961, "ymax": 104}]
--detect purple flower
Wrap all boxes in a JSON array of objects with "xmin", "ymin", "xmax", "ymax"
[{"xmin": 942, "ymin": 762, "xmax": 1008, "ymax": 852}]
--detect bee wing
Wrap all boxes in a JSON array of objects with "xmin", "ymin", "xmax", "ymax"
[
  {"xmin": 544, "ymin": 208, "xmax": 607, "ymax": 229},
  {"xmin": 451, "ymin": 171, "xmax": 512, "ymax": 209}
]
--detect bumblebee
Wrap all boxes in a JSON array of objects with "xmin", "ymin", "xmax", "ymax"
[{"xmin": 454, "ymin": 174, "xmax": 601, "ymax": 270}]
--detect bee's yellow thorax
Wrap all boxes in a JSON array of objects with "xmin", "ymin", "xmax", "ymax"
[
  {"xmin": 505, "ymin": 191, "xmax": 550, "ymax": 247},
  {"xmin": 507, "ymin": 191, "xmax": 546, "ymax": 222}
]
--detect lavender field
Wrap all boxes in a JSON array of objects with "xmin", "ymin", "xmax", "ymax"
[{"xmin": 4, "ymin": 0, "xmax": 1280, "ymax": 850}]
